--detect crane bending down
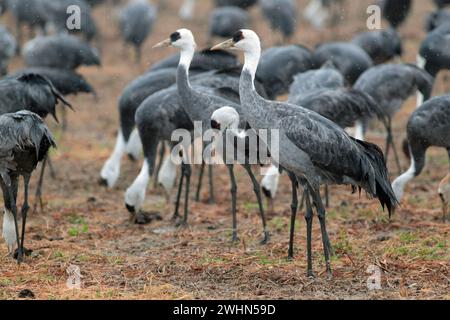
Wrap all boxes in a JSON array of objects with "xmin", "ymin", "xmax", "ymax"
[
  {"xmin": 0, "ymin": 111, "xmax": 56, "ymax": 263},
  {"xmin": 211, "ymin": 30, "xmax": 398, "ymax": 277}
]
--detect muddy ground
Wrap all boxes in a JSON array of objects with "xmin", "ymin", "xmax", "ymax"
[{"xmin": 0, "ymin": 0, "xmax": 448, "ymax": 300}]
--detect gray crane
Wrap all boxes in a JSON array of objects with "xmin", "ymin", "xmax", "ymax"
[
  {"xmin": 392, "ymin": 94, "xmax": 450, "ymax": 208},
  {"xmin": 312, "ymin": 42, "xmax": 373, "ymax": 85},
  {"xmin": 124, "ymin": 69, "xmax": 252, "ymax": 226},
  {"xmin": 256, "ymin": 44, "xmax": 314, "ymax": 99},
  {"xmin": 211, "ymin": 30, "xmax": 397, "ymax": 277},
  {"xmin": 208, "ymin": 6, "xmax": 249, "ymax": 43},
  {"xmin": 153, "ymin": 29, "xmax": 270, "ymax": 243},
  {"xmin": 23, "ymin": 34, "xmax": 101, "ymax": 70},
  {"xmin": 0, "ymin": 111, "xmax": 56, "ymax": 262},
  {"xmin": 0, "ymin": 73, "xmax": 71, "ymax": 210},
  {"xmin": 118, "ymin": 0, "xmax": 156, "ymax": 63},
  {"xmin": 354, "ymin": 63, "xmax": 434, "ymax": 173},
  {"xmin": 352, "ymin": 29, "xmax": 403, "ymax": 65},
  {"xmin": 425, "ymin": 9, "xmax": 450, "ymax": 32},
  {"xmin": 260, "ymin": 0, "xmax": 297, "ymax": 43},
  {"xmin": 0, "ymin": 25, "xmax": 16, "ymax": 76}
]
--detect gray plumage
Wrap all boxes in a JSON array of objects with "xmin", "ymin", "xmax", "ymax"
[
  {"xmin": 0, "ymin": 110, "xmax": 56, "ymax": 261},
  {"xmin": 119, "ymin": 0, "xmax": 156, "ymax": 62},
  {"xmin": 0, "ymin": 73, "xmax": 71, "ymax": 121},
  {"xmin": 7, "ymin": 0, "xmax": 50, "ymax": 38},
  {"xmin": 425, "ymin": 9, "xmax": 450, "ymax": 32},
  {"xmin": 312, "ymin": 42, "xmax": 373, "ymax": 85},
  {"xmin": 405, "ymin": 94, "xmax": 450, "ymax": 176},
  {"xmin": 256, "ymin": 45, "xmax": 314, "ymax": 98},
  {"xmin": 43, "ymin": 0, "xmax": 98, "ymax": 42},
  {"xmin": 288, "ymin": 61, "xmax": 344, "ymax": 100},
  {"xmin": 214, "ymin": 0, "xmax": 258, "ymax": 9},
  {"xmin": 209, "ymin": 6, "xmax": 249, "ymax": 39},
  {"xmin": 354, "ymin": 63, "xmax": 434, "ymax": 118},
  {"xmin": 260, "ymin": 0, "xmax": 297, "ymax": 40},
  {"xmin": 290, "ymin": 88, "xmax": 386, "ymax": 129},
  {"xmin": 12, "ymin": 67, "xmax": 95, "ymax": 97},
  {"xmin": 419, "ymin": 23, "xmax": 450, "ymax": 77},
  {"xmin": 352, "ymin": 29, "xmax": 402, "ymax": 64},
  {"xmin": 0, "ymin": 25, "xmax": 16, "ymax": 76},
  {"xmin": 23, "ymin": 35, "xmax": 101, "ymax": 70},
  {"xmin": 380, "ymin": 0, "xmax": 412, "ymax": 29}
]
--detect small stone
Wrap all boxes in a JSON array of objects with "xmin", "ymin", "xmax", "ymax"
[{"xmin": 18, "ymin": 289, "xmax": 35, "ymax": 299}]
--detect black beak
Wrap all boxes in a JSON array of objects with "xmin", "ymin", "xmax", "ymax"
[{"xmin": 211, "ymin": 120, "xmax": 221, "ymax": 130}]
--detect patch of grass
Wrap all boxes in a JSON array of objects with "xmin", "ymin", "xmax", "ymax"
[
  {"xmin": 107, "ymin": 256, "xmax": 124, "ymax": 265},
  {"xmin": 398, "ymin": 231, "xmax": 419, "ymax": 244},
  {"xmin": 269, "ymin": 216, "xmax": 286, "ymax": 231},
  {"xmin": 52, "ymin": 250, "xmax": 65, "ymax": 260},
  {"xmin": 243, "ymin": 202, "xmax": 260, "ymax": 210},
  {"xmin": 333, "ymin": 230, "xmax": 353, "ymax": 257},
  {"xmin": 67, "ymin": 214, "xmax": 89, "ymax": 237}
]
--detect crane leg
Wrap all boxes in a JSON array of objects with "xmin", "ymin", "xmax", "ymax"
[
  {"xmin": 153, "ymin": 142, "xmax": 166, "ymax": 189},
  {"xmin": 324, "ymin": 185, "xmax": 330, "ymax": 208},
  {"xmin": 47, "ymin": 156, "xmax": 56, "ymax": 179},
  {"xmin": 180, "ymin": 162, "xmax": 191, "ymax": 226},
  {"xmin": 287, "ymin": 172, "xmax": 298, "ymax": 260},
  {"xmin": 208, "ymin": 164, "xmax": 216, "ymax": 204},
  {"xmin": 33, "ymin": 155, "xmax": 47, "ymax": 213},
  {"xmin": 20, "ymin": 174, "xmax": 31, "ymax": 256},
  {"xmin": 6, "ymin": 184, "xmax": 22, "ymax": 263},
  {"xmin": 172, "ymin": 163, "xmax": 185, "ymax": 221},
  {"xmin": 304, "ymin": 188, "xmax": 314, "ymax": 278},
  {"xmin": 299, "ymin": 188, "xmax": 305, "ymax": 211},
  {"xmin": 310, "ymin": 187, "xmax": 332, "ymax": 277},
  {"xmin": 195, "ymin": 161, "xmax": 205, "ymax": 202},
  {"xmin": 243, "ymin": 164, "xmax": 269, "ymax": 245},
  {"xmin": 227, "ymin": 164, "xmax": 239, "ymax": 243}
]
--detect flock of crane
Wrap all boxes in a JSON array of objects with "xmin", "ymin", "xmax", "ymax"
[{"xmin": 0, "ymin": 0, "xmax": 449, "ymax": 278}]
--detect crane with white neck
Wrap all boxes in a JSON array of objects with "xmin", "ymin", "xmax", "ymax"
[{"xmin": 211, "ymin": 29, "xmax": 398, "ymax": 277}]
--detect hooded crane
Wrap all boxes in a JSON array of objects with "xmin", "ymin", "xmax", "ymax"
[
  {"xmin": 7, "ymin": 0, "xmax": 51, "ymax": 46},
  {"xmin": 12, "ymin": 67, "xmax": 96, "ymax": 98},
  {"xmin": 380, "ymin": 0, "xmax": 412, "ymax": 29},
  {"xmin": 0, "ymin": 111, "xmax": 56, "ymax": 263},
  {"xmin": 312, "ymin": 42, "xmax": 373, "ymax": 85},
  {"xmin": 208, "ymin": 6, "xmax": 250, "ymax": 43},
  {"xmin": 211, "ymin": 29, "xmax": 398, "ymax": 277},
  {"xmin": 100, "ymin": 49, "xmax": 240, "ymax": 191},
  {"xmin": 352, "ymin": 29, "xmax": 403, "ymax": 65},
  {"xmin": 118, "ymin": 0, "xmax": 156, "ymax": 63},
  {"xmin": 392, "ymin": 94, "xmax": 450, "ymax": 211},
  {"xmin": 43, "ymin": 0, "xmax": 98, "ymax": 43},
  {"xmin": 354, "ymin": 63, "xmax": 434, "ymax": 173},
  {"xmin": 23, "ymin": 34, "xmax": 101, "ymax": 70},
  {"xmin": 425, "ymin": 9, "xmax": 450, "ymax": 32},
  {"xmin": 260, "ymin": 0, "xmax": 297, "ymax": 43},
  {"xmin": 0, "ymin": 73, "xmax": 71, "ymax": 210},
  {"xmin": 152, "ymin": 29, "xmax": 270, "ymax": 243},
  {"xmin": 0, "ymin": 25, "xmax": 16, "ymax": 76},
  {"xmin": 124, "ymin": 68, "xmax": 257, "ymax": 225},
  {"xmin": 256, "ymin": 45, "xmax": 314, "ymax": 99},
  {"xmin": 417, "ymin": 23, "xmax": 450, "ymax": 95}
]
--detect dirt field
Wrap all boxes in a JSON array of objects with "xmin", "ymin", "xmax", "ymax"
[{"xmin": 0, "ymin": 0, "xmax": 448, "ymax": 300}]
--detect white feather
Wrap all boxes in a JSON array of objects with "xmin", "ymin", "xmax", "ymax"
[
  {"xmin": 125, "ymin": 128, "xmax": 143, "ymax": 160},
  {"xmin": 392, "ymin": 158, "xmax": 416, "ymax": 202},
  {"xmin": 100, "ymin": 131, "xmax": 125, "ymax": 188},
  {"xmin": 125, "ymin": 160, "xmax": 150, "ymax": 211},
  {"xmin": 261, "ymin": 165, "xmax": 280, "ymax": 198},
  {"xmin": 157, "ymin": 155, "xmax": 177, "ymax": 194},
  {"xmin": 2, "ymin": 209, "xmax": 16, "ymax": 253}
]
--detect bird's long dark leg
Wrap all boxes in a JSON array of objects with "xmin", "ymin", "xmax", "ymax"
[
  {"xmin": 208, "ymin": 164, "xmax": 215, "ymax": 204},
  {"xmin": 299, "ymin": 188, "xmax": 305, "ymax": 211},
  {"xmin": 304, "ymin": 188, "xmax": 314, "ymax": 278},
  {"xmin": 243, "ymin": 164, "xmax": 269, "ymax": 245},
  {"xmin": 20, "ymin": 174, "xmax": 31, "ymax": 255},
  {"xmin": 181, "ymin": 162, "xmax": 191, "ymax": 226},
  {"xmin": 385, "ymin": 119, "xmax": 402, "ymax": 174},
  {"xmin": 195, "ymin": 161, "xmax": 205, "ymax": 202},
  {"xmin": 227, "ymin": 164, "xmax": 238, "ymax": 242},
  {"xmin": 47, "ymin": 156, "xmax": 56, "ymax": 179},
  {"xmin": 33, "ymin": 154, "xmax": 47, "ymax": 213},
  {"xmin": 153, "ymin": 142, "xmax": 166, "ymax": 189},
  {"xmin": 6, "ymin": 182, "xmax": 21, "ymax": 263},
  {"xmin": 287, "ymin": 172, "xmax": 298, "ymax": 260},
  {"xmin": 172, "ymin": 163, "xmax": 185, "ymax": 221},
  {"xmin": 309, "ymin": 186, "xmax": 332, "ymax": 277},
  {"xmin": 324, "ymin": 185, "xmax": 330, "ymax": 208}
]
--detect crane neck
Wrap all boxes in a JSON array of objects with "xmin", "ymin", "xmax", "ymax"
[
  {"xmin": 242, "ymin": 49, "xmax": 260, "ymax": 89},
  {"xmin": 177, "ymin": 46, "xmax": 195, "ymax": 99}
]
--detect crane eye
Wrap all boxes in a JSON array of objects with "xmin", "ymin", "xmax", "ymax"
[{"xmin": 170, "ymin": 32, "xmax": 181, "ymax": 43}]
